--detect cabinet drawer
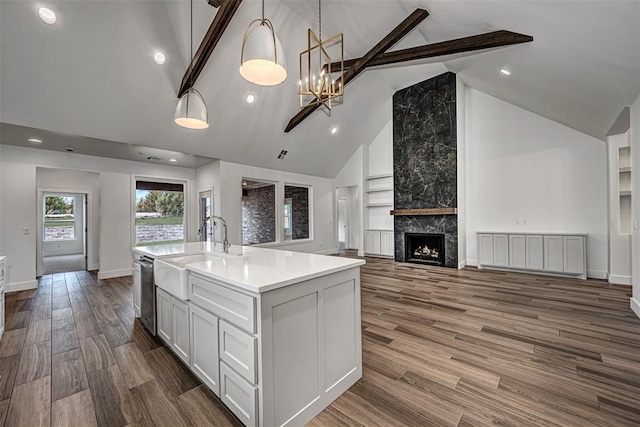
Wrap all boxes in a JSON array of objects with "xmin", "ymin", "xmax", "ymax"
[
  {"xmin": 221, "ymin": 361, "xmax": 258, "ymax": 427},
  {"xmin": 220, "ymin": 320, "xmax": 257, "ymax": 384},
  {"xmin": 190, "ymin": 275, "xmax": 256, "ymax": 333}
]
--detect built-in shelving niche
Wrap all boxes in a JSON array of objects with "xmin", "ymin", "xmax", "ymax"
[{"xmin": 618, "ymin": 146, "xmax": 631, "ymax": 235}]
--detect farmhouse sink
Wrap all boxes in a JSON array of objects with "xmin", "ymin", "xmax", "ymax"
[{"xmin": 154, "ymin": 251, "xmax": 242, "ymax": 300}]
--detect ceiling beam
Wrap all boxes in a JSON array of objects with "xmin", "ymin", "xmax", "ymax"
[
  {"xmin": 178, "ymin": 0, "xmax": 243, "ymax": 98},
  {"xmin": 207, "ymin": 0, "xmax": 225, "ymax": 7},
  {"xmin": 284, "ymin": 8, "xmax": 430, "ymax": 133},
  {"xmin": 330, "ymin": 30, "xmax": 532, "ymax": 70}
]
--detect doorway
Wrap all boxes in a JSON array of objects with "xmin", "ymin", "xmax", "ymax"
[
  {"xmin": 40, "ymin": 192, "xmax": 87, "ymax": 274},
  {"xmin": 199, "ymin": 190, "xmax": 213, "ymax": 242},
  {"xmin": 338, "ymin": 198, "xmax": 348, "ymax": 250}
]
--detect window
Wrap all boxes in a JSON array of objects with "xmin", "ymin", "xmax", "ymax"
[
  {"xmin": 284, "ymin": 185, "xmax": 310, "ymax": 241},
  {"xmin": 44, "ymin": 194, "xmax": 76, "ymax": 241},
  {"xmin": 242, "ymin": 179, "xmax": 276, "ymax": 245},
  {"xmin": 135, "ymin": 180, "xmax": 185, "ymax": 246}
]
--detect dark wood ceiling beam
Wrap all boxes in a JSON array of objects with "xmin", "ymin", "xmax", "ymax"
[
  {"xmin": 207, "ymin": 0, "xmax": 225, "ymax": 7},
  {"xmin": 331, "ymin": 30, "xmax": 533, "ymax": 70},
  {"xmin": 178, "ymin": 0, "xmax": 243, "ymax": 98},
  {"xmin": 284, "ymin": 8, "xmax": 430, "ymax": 133}
]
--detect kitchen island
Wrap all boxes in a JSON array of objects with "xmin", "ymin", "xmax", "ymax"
[{"xmin": 131, "ymin": 243, "xmax": 364, "ymax": 427}]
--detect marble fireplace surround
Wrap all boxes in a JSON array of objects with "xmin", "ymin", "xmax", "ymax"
[{"xmin": 392, "ymin": 71, "xmax": 458, "ymax": 268}]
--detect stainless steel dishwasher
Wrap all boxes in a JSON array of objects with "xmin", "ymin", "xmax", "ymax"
[{"xmin": 136, "ymin": 256, "xmax": 156, "ymax": 335}]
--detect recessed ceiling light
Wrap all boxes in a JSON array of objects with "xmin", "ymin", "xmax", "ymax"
[
  {"xmin": 153, "ymin": 52, "xmax": 166, "ymax": 65},
  {"xmin": 28, "ymin": 138, "xmax": 43, "ymax": 144},
  {"xmin": 500, "ymin": 68, "xmax": 512, "ymax": 76},
  {"xmin": 245, "ymin": 93, "xmax": 256, "ymax": 104},
  {"xmin": 169, "ymin": 158, "xmax": 177, "ymax": 163},
  {"xmin": 330, "ymin": 126, "xmax": 339, "ymax": 135},
  {"xmin": 38, "ymin": 7, "xmax": 57, "ymax": 25}
]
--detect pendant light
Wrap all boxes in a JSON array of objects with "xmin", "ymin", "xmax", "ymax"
[
  {"xmin": 175, "ymin": 0, "xmax": 209, "ymax": 129},
  {"xmin": 298, "ymin": 0, "xmax": 344, "ymax": 110},
  {"xmin": 240, "ymin": 0, "xmax": 287, "ymax": 86}
]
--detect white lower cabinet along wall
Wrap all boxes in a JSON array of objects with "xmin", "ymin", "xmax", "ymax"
[
  {"xmin": 364, "ymin": 230, "xmax": 394, "ymax": 257},
  {"xmin": 156, "ymin": 288, "xmax": 172, "ymax": 344},
  {"xmin": 478, "ymin": 233, "xmax": 586, "ymax": 279}
]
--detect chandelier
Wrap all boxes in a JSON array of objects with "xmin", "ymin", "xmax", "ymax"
[{"xmin": 298, "ymin": 0, "xmax": 344, "ymax": 110}]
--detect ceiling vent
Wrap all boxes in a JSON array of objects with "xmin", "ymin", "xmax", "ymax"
[
  {"xmin": 146, "ymin": 156, "xmax": 162, "ymax": 161},
  {"xmin": 277, "ymin": 149, "xmax": 288, "ymax": 160}
]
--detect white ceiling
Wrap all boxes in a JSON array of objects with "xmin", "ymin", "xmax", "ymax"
[{"xmin": 1, "ymin": 0, "xmax": 638, "ymax": 178}]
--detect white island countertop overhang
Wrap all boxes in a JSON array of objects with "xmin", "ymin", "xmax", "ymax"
[{"xmin": 132, "ymin": 242, "xmax": 365, "ymax": 294}]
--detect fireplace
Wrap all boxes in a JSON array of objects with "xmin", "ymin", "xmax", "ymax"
[{"xmin": 404, "ymin": 233, "xmax": 445, "ymax": 266}]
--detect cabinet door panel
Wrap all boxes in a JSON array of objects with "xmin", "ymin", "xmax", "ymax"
[
  {"xmin": 525, "ymin": 235, "xmax": 544, "ymax": 270},
  {"xmin": 563, "ymin": 236, "xmax": 585, "ymax": 274},
  {"xmin": 493, "ymin": 235, "xmax": 509, "ymax": 267},
  {"xmin": 380, "ymin": 232, "xmax": 391, "ymax": 256},
  {"xmin": 220, "ymin": 320, "xmax": 257, "ymax": 383},
  {"xmin": 220, "ymin": 361, "xmax": 258, "ymax": 427},
  {"xmin": 509, "ymin": 235, "xmax": 526, "ymax": 269},
  {"xmin": 478, "ymin": 234, "xmax": 494, "ymax": 266},
  {"xmin": 133, "ymin": 263, "xmax": 141, "ymax": 317},
  {"xmin": 190, "ymin": 304, "xmax": 220, "ymax": 396},
  {"xmin": 156, "ymin": 288, "xmax": 172, "ymax": 344},
  {"xmin": 372, "ymin": 231, "xmax": 381, "ymax": 255},
  {"xmin": 544, "ymin": 236, "xmax": 564, "ymax": 272},
  {"xmin": 172, "ymin": 298, "xmax": 190, "ymax": 365},
  {"xmin": 364, "ymin": 231, "xmax": 373, "ymax": 254}
]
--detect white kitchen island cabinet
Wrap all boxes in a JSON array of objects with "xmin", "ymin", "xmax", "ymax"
[
  {"xmin": 478, "ymin": 232, "xmax": 586, "ymax": 279},
  {"xmin": 186, "ymin": 264, "xmax": 363, "ymax": 427},
  {"xmin": 134, "ymin": 242, "xmax": 365, "ymax": 427}
]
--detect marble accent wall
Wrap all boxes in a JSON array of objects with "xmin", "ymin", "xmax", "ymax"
[{"xmin": 393, "ymin": 72, "xmax": 458, "ymax": 267}]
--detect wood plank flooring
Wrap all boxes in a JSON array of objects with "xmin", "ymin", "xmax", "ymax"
[{"xmin": 1, "ymin": 257, "xmax": 640, "ymax": 426}]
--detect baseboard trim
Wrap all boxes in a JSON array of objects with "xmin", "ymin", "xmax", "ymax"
[
  {"xmin": 357, "ymin": 250, "xmax": 364, "ymax": 257},
  {"xmin": 88, "ymin": 263, "xmax": 100, "ymax": 271},
  {"xmin": 97, "ymin": 268, "xmax": 133, "ymax": 280},
  {"xmin": 466, "ymin": 259, "xmax": 478, "ymax": 267},
  {"xmin": 587, "ymin": 270, "xmax": 607, "ymax": 280},
  {"xmin": 5, "ymin": 280, "xmax": 38, "ymax": 293},
  {"xmin": 458, "ymin": 260, "xmax": 467, "ymax": 269},
  {"xmin": 631, "ymin": 297, "xmax": 640, "ymax": 319},
  {"xmin": 608, "ymin": 274, "xmax": 632, "ymax": 285}
]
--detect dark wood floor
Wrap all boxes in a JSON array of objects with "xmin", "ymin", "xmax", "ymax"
[{"xmin": 1, "ymin": 257, "xmax": 640, "ymax": 426}]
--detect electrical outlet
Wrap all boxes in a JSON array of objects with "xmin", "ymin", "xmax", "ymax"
[
  {"xmin": 23, "ymin": 227, "xmax": 30, "ymax": 235},
  {"xmin": 523, "ymin": 219, "xmax": 528, "ymax": 225},
  {"xmin": 515, "ymin": 219, "xmax": 521, "ymax": 225}
]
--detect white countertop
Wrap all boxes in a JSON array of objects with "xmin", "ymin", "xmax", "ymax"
[
  {"xmin": 132, "ymin": 242, "xmax": 216, "ymax": 259},
  {"xmin": 134, "ymin": 242, "xmax": 365, "ymax": 294}
]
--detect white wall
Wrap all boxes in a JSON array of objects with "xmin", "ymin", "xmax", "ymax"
[
  {"xmin": 630, "ymin": 93, "xmax": 640, "ymax": 318},
  {"xmin": 465, "ymin": 88, "xmax": 608, "ymax": 278},
  {"xmin": 0, "ymin": 145, "xmax": 196, "ymax": 288},
  {"xmin": 367, "ymin": 120, "xmax": 393, "ymax": 177},
  {"xmin": 607, "ymin": 132, "xmax": 632, "ymax": 285},
  {"xmin": 199, "ymin": 160, "xmax": 336, "ymax": 254}
]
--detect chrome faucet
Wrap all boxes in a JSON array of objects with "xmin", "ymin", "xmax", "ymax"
[{"xmin": 210, "ymin": 216, "xmax": 230, "ymax": 254}]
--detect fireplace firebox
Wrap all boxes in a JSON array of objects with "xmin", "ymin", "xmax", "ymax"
[{"xmin": 404, "ymin": 233, "xmax": 445, "ymax": 266}]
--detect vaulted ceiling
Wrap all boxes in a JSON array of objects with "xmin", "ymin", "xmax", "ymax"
[{"xmin": 1, "ymin": 1, "xmax": 638, "ymax": 178}]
